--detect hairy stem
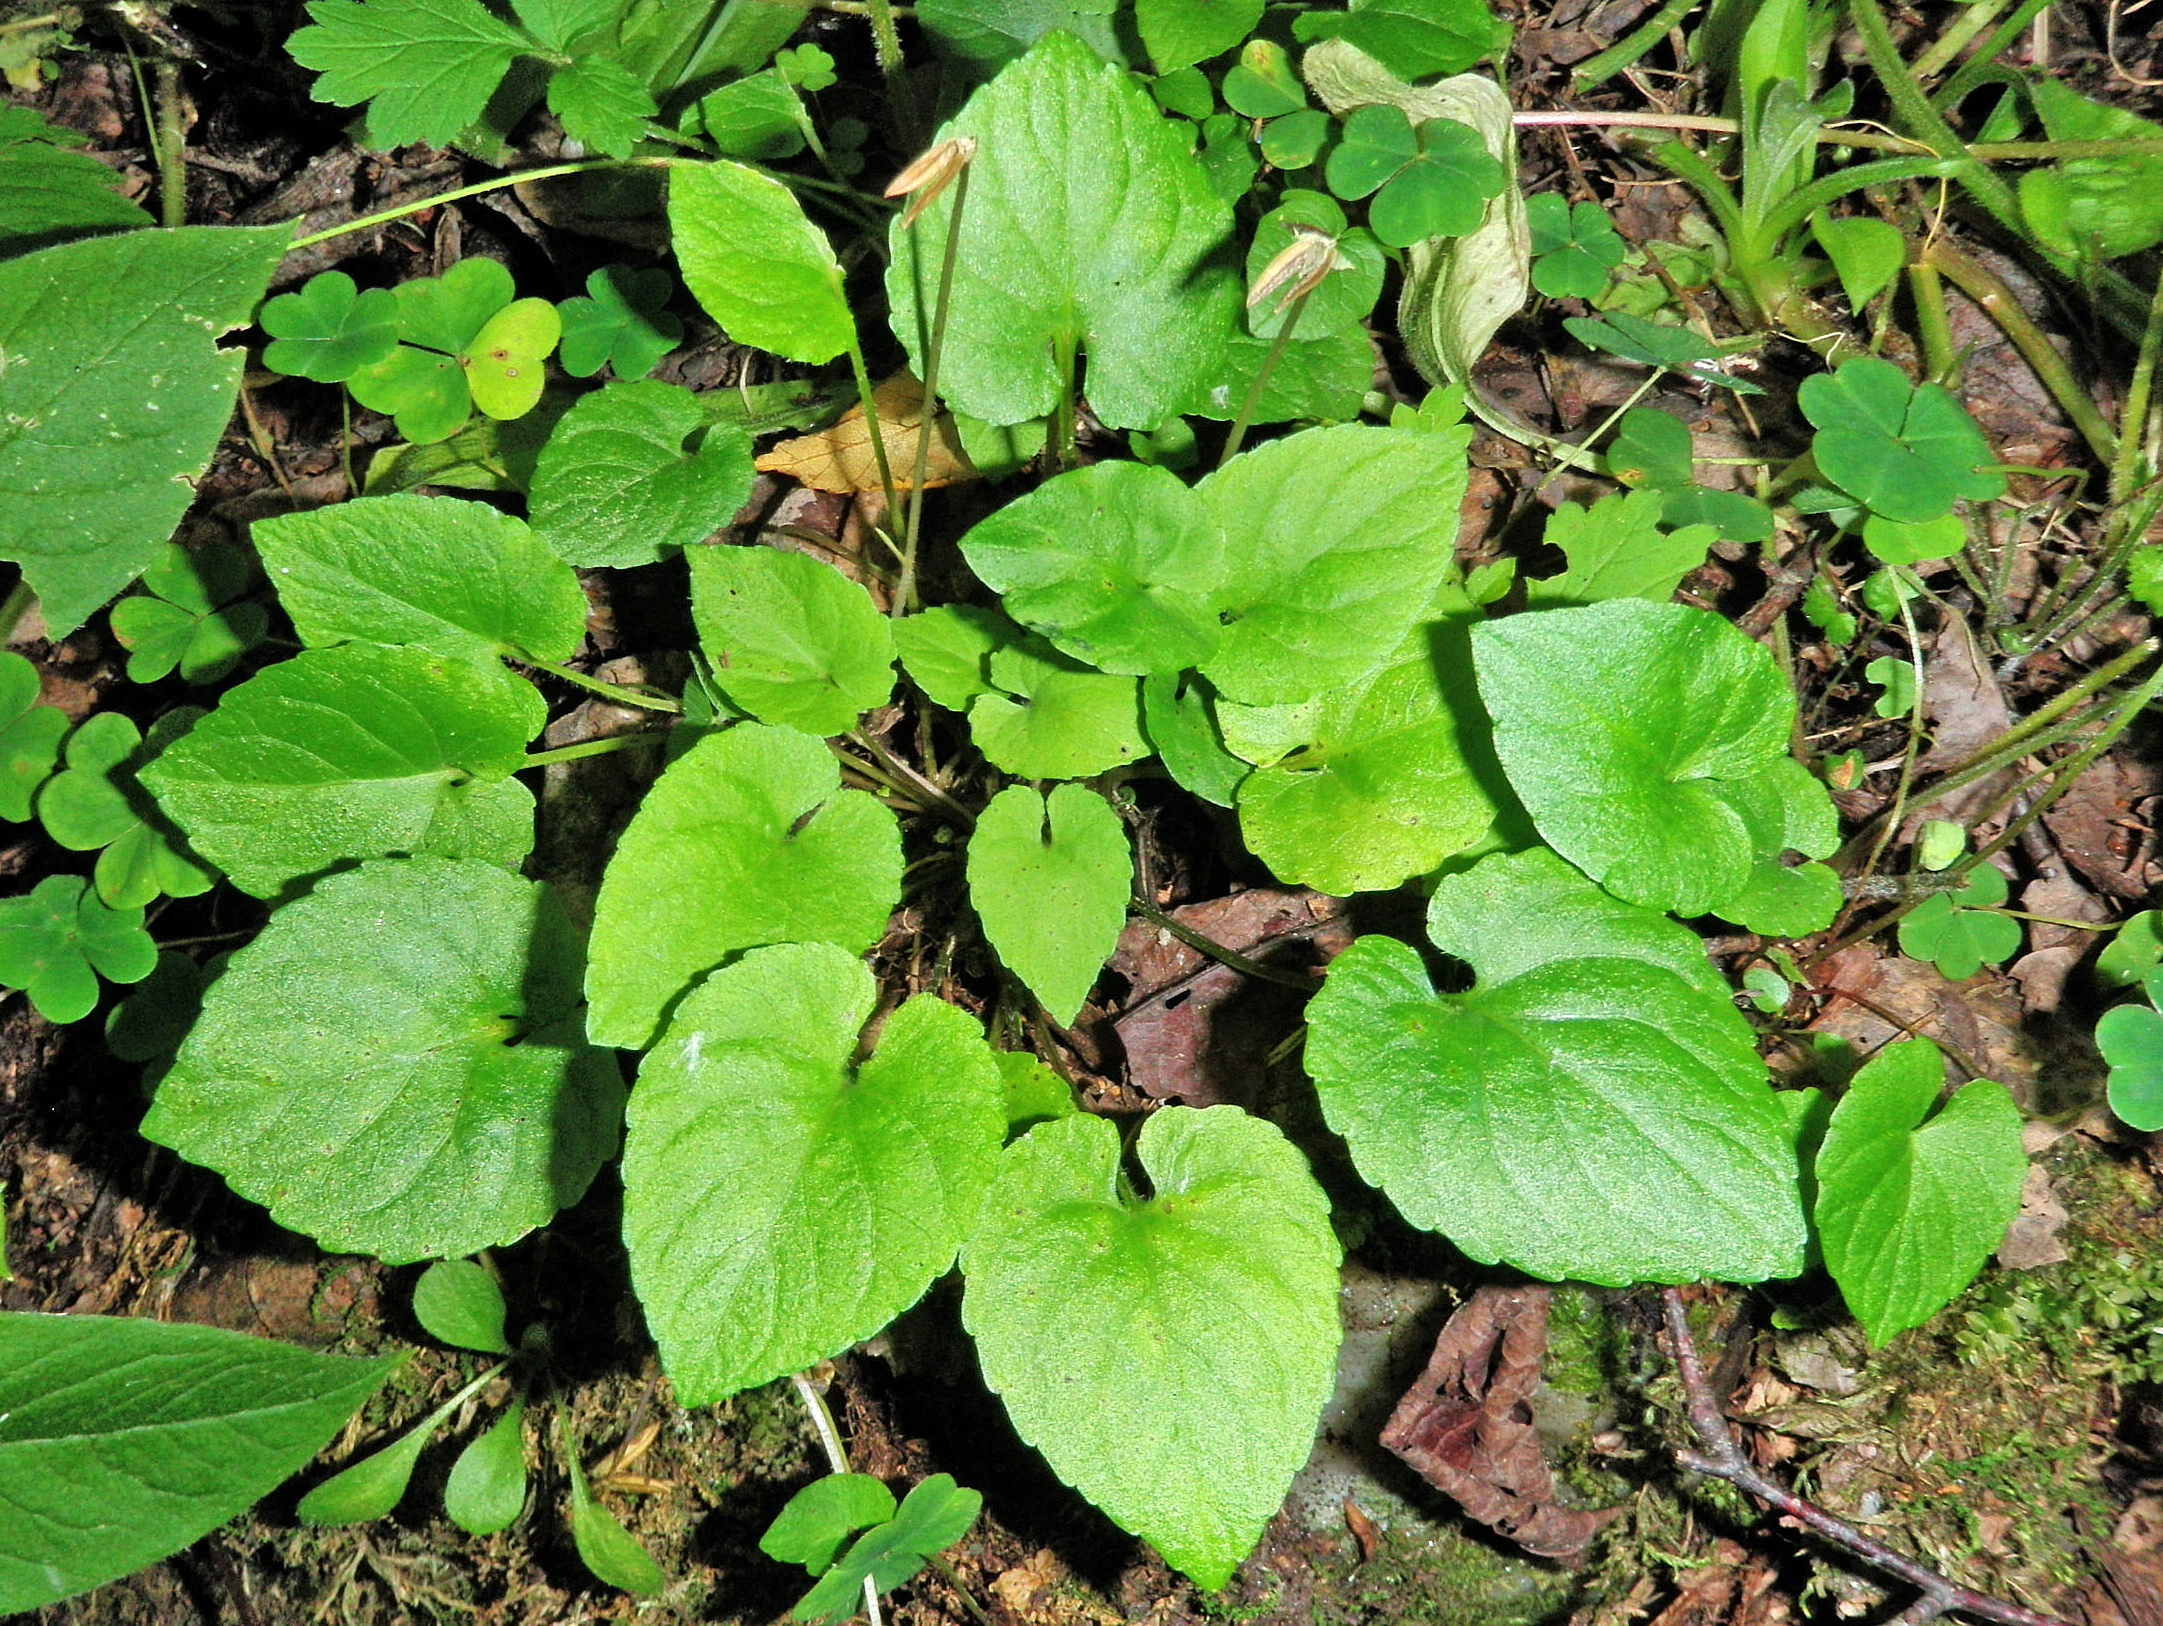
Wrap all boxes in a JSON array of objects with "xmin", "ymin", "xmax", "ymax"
[{"xmin": 522, "ymin": 660, "xmax": 684, "ymax": 714}]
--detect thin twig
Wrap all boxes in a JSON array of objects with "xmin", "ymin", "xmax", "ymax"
[
  {"xmin": 1126, "ymin": 897, "xmax": 1323, "ymax": 992},
  {"xmin": 1660, "ymin": 1290, "xmax": 2070, "ymax": 1626}
]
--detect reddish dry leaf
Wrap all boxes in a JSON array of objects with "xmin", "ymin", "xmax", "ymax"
[
  {"xmin": 755, "ymin": 373, "xmax": 975, "ymax": 495},
  {"xmin": 2044, "ymin": 754, "xmax": 2163, "ymax": 901},
  {"xmin": 1380, "ymin": 1285, "xmax": 1621, "ymax": 1563}
]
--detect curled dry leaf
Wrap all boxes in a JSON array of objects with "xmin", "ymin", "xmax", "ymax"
[
  {"xmin": 755, "ymin": 373, "xmax": 975, "ymax": 495},
  {"xmin": 1379, "ymin": 1284, "xmax": 1620, "ymax": 1563}
]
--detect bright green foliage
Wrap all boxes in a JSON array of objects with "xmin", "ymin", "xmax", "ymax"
[
  {"xmin": 0, "ymin": 1314, "xmax": 397, "ymax": 1614},
  {"xmin": 790, "ymin": 1475, "xmax": 982, "ymax": 1625},
  {"xmin": 776, "ymin": 43, "xmax": 839, "ymax": 89},
  {"xmin": 1803, "ymin": 579, "xmax": 1857, "ymax": 646},
  {"xmin": 963, "ymin": 1107, "xmax": 1340, "ymax": 1589},
  {"xmin": 893, "ymin": 604, "xmax": 1017, "ymax": 710},
  {"xmin": 1473, "ymin": 599, "xmax": 1836, "ymax": 924},
  {"xmin": 623, "ymin": 943, "xmax": 1004, "ymax": 1401},
  {"xmin": 687, "ymin": 546, "xmax": 896, "ymax": 734},
  {"xmin": 1136, "ymin": 0, "xmax": 1262, "ymax": 72},
  {"xmin": 546, "ymin": 54, "xmax": 657, "ymax": 156},
  {"xmin": 1184, "ymin": 323, "xmax": 1374, "ymax": 423},
  {"xmin": 0, "ymin": 874, "xmax": 157, "ymax": 1024},
  {"xmin": 1862, "ymin": 512, "xmax": 1965, "ymax": 566},
  {"xmin": 288, "ymin": 0, "xmax": 529, "ymax": 148},
  {"xmin": 958, "ymin": 461, "xmax": 1225, "ymax": 676},
  {"xmin": 1706, "ymin": 756, "xmax": 1842, "ymax": 936},
  {"xmin": 1142, "ymin": 672, "xmax": 1246, "ymax": 807},
  {"xmin": 1231, "ymin": 594, "xmax": 1498, "ymax": 894},
  {"xmin": 1222, "ymin": 38, "xmax": 1303, "ymax": 114},
  {"xmin": 1324, "ymin": 107, "xmax": 1504, "ymax": 248},
  {"xmin": 2100, "ymin": 911, "xmax": 2163, "ymax": 986},
  {"xmin": 764, "ymin": 1474, "xmax": 898, "ymax": 1573},
  {"xmin": 259, "ymin": 271, "xmax": 401, "ymax": 383},
  {"xmin": 1259, "ymin": 108, "xmax": 1330, "ymax": 169},
  {"xmin": 1600, "ymin": 409, "xmax": 1772, "ymax": 545},
  {"xmin": 1244, "ymin": 192, "xmax": 1385, "ymax": 340},
  {"xmin": 584, "ymin": 724, "xmax": 902, "ymax": 1049},
  {"xmin": 691, "ymin": 72, "xmax": 808, "ymax": 159},
  {"xmin": 2099, "ymin": 972, "xmax": 2163, "ymax": 1131},
  {"xmin": 968, "ymin": 637, "xmax": 1147, "ymax": 779},
  {"xmin": 109, "ymin": 542, "xmax": 268, "ymax": 685},
  {"xmin": 145, "ymin": 857, "xmax": 623, "ymax": 1262},
  {"xmin": 1291, "ymin": 0, "xmax": 1509, "ymax": 80},
  {"xmin": 39, "ymin": 710, "xmax": 216, "ymax": 909},
  {"xmin": 444, "ymin": 1399, "xmax": 527, "ymax": 1535},
  {"xmin": 1810, "ymin": 212, "xmax": 1905, "ymax": 312},
  {"xmin": 2017, "ymin": 79, "xmax": 2163, "ymax": 262},
  {"xmin": 1527, "ymin": 194, "xmax": 1625, "ymax": 299},
  {"xmin": 2129, "ymin": 547, "xmax": 2163, "ymax": 614},
  {"xmin": 348, "ymin": 260, "xmax": 562, "ymax": 444},
  {"xmin": 564, "ymin": 1426, "xmax": 667, "ymax": 1594},
  {"xmin": 671, "ymin": 161, "xmax": 856, "ymax": 365},
  {"xmin": 0, "ymin": 106, "xmax": 151, "ymax": 256},
  {"xmin": 1198, "ymin": 423, "xmax": 1470, "ymax": 704},
  {"xmin": 106, "ymin": 950, "xmax": 207, "ymax": 1064},
  {"xmin": 967, "ymin": 784, "xmax": 1130, "ymax": 1024},
  {"xmin": 364, "ymin": 394, "xmax": 571, "ymax": 495},
  {"xmin": 297, "ymin": 1362, "xmax": 502, "ymax": 1525},
  {"xmin": 254, "ymin": 493, "xmax": 586, "ymax": 665},
  {"xmin": 1897, "ymin": 863, "xmax": 2022, "ymax": 980},
  {"xmin": 1305, "ymin": 847, "xmax": 1806, "ymax": 1284},
  {"xmin": 0, "ymin": 651, "xmax": 66, "ymax": 822},
  {"xmin": 0, "ymin": 226, "xmax": 288, "ymax": 636},
  {"xmin": 529, "ymin": 380, "xmax": 757, "ymax": 567},
  {"xmin": 1798, "ymin": 355, "xmax": 2005, "ymax": 524},
  {"xmin": 997, "ymin": 1051, "xmax": 1075, "ymax": 1135},
  {"xmin": 557, "ymin": 265, "xmax": 682, "ymax": 379},
  {"xmin": 140, "ymin": 644, "xmax": 543, "ymax": 898},
  {"xmin": 1813, "ymin": 1038, "xmax": 2025, "ymax": 1345},
  {"xmin": 1866, "ymin": 653, "xmax": 1917, "ymax": 718},
  {"xmin": 887, "ymin": 31, "xmax": 1240, "ymax": 430},
  {"xmin": 412, "ymin": 1258, "xmax": 513, "ymax": 1354},
  {"xmin": 916, "ymin": 0, "xmax": 1127, "ymax": 78},
  {"xmin": 1563, "ymin": 311, "xmax": 1765, "ymax": 395},
  {"xmin": 1524, "ymin": 489, "xmax": 1715, "ymax": 605}
]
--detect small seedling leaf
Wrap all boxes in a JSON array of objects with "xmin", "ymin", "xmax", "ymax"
[
  {"xmin": 411, "ymin": 1259, "xmax": 512, "ymax": 1354},
  {"xmin": 1813, "ymin": 1038, "xmax": 2025, "ymax": 1345},
  {"xmin": 565, "ymin": 1436, "xmax": 667, "ymax": 1595},
  {"xmin": 444, "ymin": 1399, "xmax": 528, "ymax": 1535},
  {"xmin": 1523, "ymin": 489, "xmax": 1716, "ymax": 606},
  {"xmin": 585, "ymin": 724, "xmax": 902, "ymax": 1050},
  {"xmin": 963, "ymin": 1107, "xmax": 1340, "ymax": 1589},
  {"xmin": 1602, "ymin": 406, "xmax": 1694, "ymax": 489},
  {"xmin": 144, "ymin": 858, "xmax": 623, "ymax": 1262},
  {"xmin": 296, "ymin": 1416, "xmax": 438, "ymax": 1525},
  {"xmin": 672, "ymin": 160, "xmax": 856, "ymax": 365},
  {"xmin": 1865, "ymin": 654, "xmax": 1917, "ymax": 719},
  {"xmin": 687, "ymin": 547, "xmax": 896, "ymax": 735},
  {"xmin": 529, "ymin": 380, "xmax": 757, "ymax": 568},
  {"xmin": 625, "ymin": 943, "xmax": 1004, "ymax": 1402},
  {"xmin": 1809, "ymin": 212, "xmax": 1905, "ymax": 312},
  {"xmin": 793, "ymin": 1476, "xmax": 983, "ymax": 1624},
  {"xmin": 762, "ymin": 1473, "xmax": 899, "ymax": 1573},
  {"xmin": 968, "ymin": 784, "xmax": 1130, "ymax": 1024}
]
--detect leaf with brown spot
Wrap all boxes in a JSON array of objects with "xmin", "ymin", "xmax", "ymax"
[{"xmin": 755, "ymin": 373, "xmax": 975, "ymax": 495}]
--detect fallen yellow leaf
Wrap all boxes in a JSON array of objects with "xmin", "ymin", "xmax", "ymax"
[{"xmin": 755, "ymin": 373, "xmax": 976, "ymax": 495}]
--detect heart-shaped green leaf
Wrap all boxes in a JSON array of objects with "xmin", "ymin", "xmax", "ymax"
[
  {"xmin": 411, "ymin": 1259, "xmax": 512, "ymax": 1354},
  {"xmin": 962, "ymin": 1107, "xmax": 1340, "ymax": 1589},
  {"xmin": 529, "ymin": 380, "xmax": 757, "ymax": 568},
  {"xmin": 687, "ymin": 546, "xmax": 896, "ymax": 735},
  {"xmin": 624, "ymin": 942, "xmax": 1004, "ymax": 1401},
  {"xmin": 2100, "ymin": 992, "xmax": 2163, "ymax": 1131},
  {"xmin": 1896, "ymin": 863, "xmax": 2022, "ymax": 979},
  {"xmin": 1523, "ymin": 489, "xmax": 1716, "ymax": 605},
  {"xmin": 461, "ymin": 297, "xmax": 561, "ymax": 420},
  {"xmin": 967, "ymin": 637, "xmax": 1147, "ymax": 779},
  {"xmin": 1243, "ymin": 191, "xmax": 1385, "ymax": 339},
  {"xmin": 763, "ymin": 1474, "xmax": 898, "ymax": 1574},
  {"xmin": 967, "ymin": 784, "xmax": 1130, "ymax": 1023},
  {"xmin": 1221, "ymin": 39, "xmax": 1306, "ymax": 117},
  {"xmin": 144, "ymin": 856, "xmax": 624, "ymax": 1262}
]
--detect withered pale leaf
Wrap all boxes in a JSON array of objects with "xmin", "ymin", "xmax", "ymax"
[{"xmin": 755, "ymin": 373, "xmax": 975, "ymax": 494}]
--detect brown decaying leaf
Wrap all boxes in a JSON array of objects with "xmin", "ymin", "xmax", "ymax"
[
  {"xmin": 754, "ymin": 373, "xmax": 975, "ymax": 495},
  {"xmin": 1379, "ymin": 1284, "xmax": 1621, "ymax": 1563}
]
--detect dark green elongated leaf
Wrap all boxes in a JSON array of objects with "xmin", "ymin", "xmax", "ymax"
[
  {"xmin": 1136, "ymin": 0, "xmax": 1262, "ymax": 72},
  {"xmin": 968, "ymin": 784, "xmax": 1130, "ymax": 1024},
  {"xmin": 1797, "ymin": 355, "xmax": 2005, "ymax": 524},
  {"xmin": 0, "ymin": 106, "xmax": 151, "ymax": 257},
  {"xmin": 957, "ymin": 461, "xmax": 1226, "ymax": 676},
  {"xmin": 886, "ymin": 31, "xmax": 1241, "ymax": 430},
  {"xmin": 963, "ymin": 1108, "xmax": 1340, "ymax": 1589},
  {"xmin": 1813, "ymin": 1038, "xmax": 2025, "ymax": 1345},
  {"xmin": 565, "ymin": 1427, "xmax": 666, "ymax": 1595},
  {"xmin": 1471, "ymin": 599, "xmax": 1830, "ymax": 921},
  {"xmin": 254, "ymin": 493, "xmax": 586, "ymax": 665},
  {"xmin": 623, "ymin": 943, "xmax": 1004, "ymax": 1401},
  {"xmin": 444, "ymin": 1399, "xmax": 528, "ymax": 1535},
  {"xmin": 687, "ymin": 547, "xmax": 896, "ymax": 735},
  {"xmin": 1292, "ymin": 0, "xmax": 1509, "ymax": 80},
  {"xmin": 0, "ymin": 226, "xmax": 289, "ymax": 636},
  {"xmin": 1305, "ymin": 862, "xmax": 1806, "ymax": 1284},
  {"xmin": 585, "ymin": 724, "xmax": 902, "ymax": 1050},
  {"xmin": 762, "ymin": 1473, "xmax": 898, "ymax": 1573},
  {"xmin": 529, "ymin": 380, "xmax": 757, "ymax": 568},
  {"xmin": 0, "ymin": 1313, "xmax": 398, "ymax": 1614},
  {"xmin": 1562, "ymin": 311, "xmax": 1765, "ymax": 395},
  {"xmin": 144, "ymin": 857, "xmax": 624, "ymax": 1263},
  {"xmin": 296, "ymin": 1366, "xmax": 497, "ymax": 1525},
  {"xmin": 1197, "ymin": 423, "xmax": 1470, "ymax": 704},
  {"xmin": 1523, "ymin": 489, "xmax": 1715, "ymax": 606},
  {"xmin": 672, "ymin": 161, "xmax": 856, "ymax": 365},
  {"xmin": 412, "ymin": 1259, "xmax": 512, "ymax": 1354},
  {"xmin": 793, "ymin": 1475, "xmax": 983, "ymax": 1624},
  {"xmin": 287, "ymin": 0, "xmax": 530, "ymax": 148},
  {"xmin": 140, "ymin": 644, "xmax": 543, "ymax": 899},
  {"xmin": 967, "ymin": 639, "xmax": 1147, "ymax": 780},
  {"xmin": 547, "ymin": 53, "xmax": 656, "ymax": 158}
]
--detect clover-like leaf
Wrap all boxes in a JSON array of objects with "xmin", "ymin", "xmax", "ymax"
[
  {"xmin": 1522, "ymin": 488, "xmax": 1715, "ymax": 606},
  {"xmin": 287, "ymin": 0, "xmax": 530, "ymax": 148},
  {"xmin": 1896, "ymin": 863, "xmax": 2022, "ymax": 980},
  {"xmin": 0, "ymin": 874, "xmax": 156, "ymax": 1023},
  {"xmin": 886, "ymin": 31, "xmax": 1241, "ymax": 430},
  {"xmin": 1326, "ymin": 109, "xmax": 1504, "ymax": 248},
  {"xmin": 411, "ymin": 1259, "xmax": 512, "ymax": 1354},
  {"xmin": 1798, "ymin": 355, "xmax": 2005, "ymax": 524},
  {"xmin": 259, "ymin": 271, "xmax": 402, "ymax": 383},
  {"xmin": 968, "ymin": 784, "xmax": 1130, "ymax": 1024},
  {"xmin": 140, "ymin": 644, "xmax": 544, "ymax": 899},
  {"xmin": 1527, "ymin": 193, "xmax": 1626, "ymax": 299},
  {"xmin": 687, "ymin": 547, "xmax": 896, "ymax": 735},
  {"xmin": 253, "ymin": 493, "xmax": 584, "ymax": 666},
  {"xmin": 763, "ymin": 1474, "xmax": 899, "ymax": 1575},
  {"xmin": 962, "ymin": 1107, "xmax": 1340, "ymax": 1589},
  {"xmin": 2099, "ymin": 911, "xmax": 2163, "ymax": 987},
  {"xmin": 958, "ymin": 460, "xmax": 1226, "ymax": 676},
  {"xmin": 39, "ymin": 710, "xmax": 218, "ymax": 909},
  {"xmin": 347, "ymin": 344, "xmax": 473, "ymax": 444},
  {"xmin": 557, "ymin": 266, "xmax": 683, "ymax": 379},
  {"xmin": 109, "ymin": 542, "xmax": 267, "ymax": 685},
  {"xmin": 585, "ymin": 723, "xmax": 902, "ymax": 1049},
  {"xmin": 0, "ymin": 650, "xmax": 66, "ymax": 823},
  {"xmin": 462, "ymin": 297, "xmax": 561, "ymax": 420},
  {"xmin": 349, "ymin": 260, "xmax": 558, "ymax": 444},
  {"xmin": 1305, "ymin": 846, "xmax": 1807, "ymax": 1284},
  {"xmin": 1862, "ymin": 511, "xmax": 1965, "ymax": 567},
  {"xmin": 672, "ymin": 160, "xmax": 856, "ymax": 366},
  {"xmin": 1866, "ymin": 653, "xmax": 1917, "ymax": 719},
  {"xmin": 1472, "ymin": 598, "xmax": 1833, "ymax": 922},
  {"xmin": 968, "ymin": 637, "xmax": 1147, "ymax": 780},
  {"xmin": 624, "ymin": 942, "xmax": 1004, "ymax": 1401},
  {"xmin": 547, "ymin": 52, "xmax": 657, "ymax": 158},
  {"xmin": 528, "ymin": 380, "xmax": 757, "ymax": 568},
  {"xmin": 792, "ymin": 1476, "xmax": 983, "ymax": 1625},
  {"xmin": 1813, "ymin": 1038, "xmax": 2025, "ymax": 1345},
  {"xmin": 144, "ymin": 857, "xmax": 623, "ymax": 1262},
  {"xmin": 2099, "ymin": 983, "xmax": 2163, "ymax": 1132}
]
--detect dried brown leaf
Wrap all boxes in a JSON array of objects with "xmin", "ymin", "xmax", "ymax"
[{"xmin": 755, "ymin": 373, "xmax": 975, "ymax": 495}]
